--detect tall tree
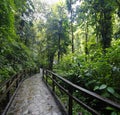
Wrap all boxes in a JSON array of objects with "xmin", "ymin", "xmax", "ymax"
[{"xmin": 66, "ymin": 0, "xmax": 75, "ymax": 53}]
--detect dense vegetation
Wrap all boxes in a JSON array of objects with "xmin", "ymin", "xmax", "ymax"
[
  {"xmin": 0, "ymin": 0, "xmax": 120, "ymax": 114},
  {"xmin": 34, "ymin": 0, "xmax": 120, "ymax": 114},
  {"xmin": 0, "ymin": 0, "xmax": 38, "ymax": 83}
]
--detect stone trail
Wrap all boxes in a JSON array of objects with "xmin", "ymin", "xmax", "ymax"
[{"xmin": 7, "ymin": 74, "xmax": 62, "ymax": 115}]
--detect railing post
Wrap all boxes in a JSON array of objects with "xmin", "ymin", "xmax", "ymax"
[
  {"xmin": 46, "ymin": 70, "xmax": 48, "ymax": 83},
  {"xmin": 52, "ymin": 74, "xmax": 55, "ymax": 92},
  {"xmin": 26, "ymin": 69, "xmax": 28, "ymax": 78},
  {"xmin": 20, "ymin": 73, "xmax": 22, "ymax": 82},
  {"xmin": 16, "ymin": 75, "xmax": 19, "ymax": 88},
  {"xmin": 24, "ymin": 70, "xmax": 26, "ymax": 79},
  {"xmin": 34, "ymin": 68, "xmax": 35, "ymax": 74},
  {"xmin": 34, "ymin": 67, "xmax": 37, "ymax": 74},
  {"xmin": 6, "ymin": 81, "xmax": 10, "ymax": 102},
  {"xmin": 68, "ymin": 87, "xmax": 73, "ymax": 115},
  {"xmin": 42, "ymin": 69, "xmax": 44, "ymax": 80},
  {"xmin": 29, "ymin": 68, "xmax": 31, "ymax": 76}
]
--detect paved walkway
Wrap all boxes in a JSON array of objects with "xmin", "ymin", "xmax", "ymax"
[{"xmin": 7, "ymin": 74, "xmax": 62, "ymax": 115}]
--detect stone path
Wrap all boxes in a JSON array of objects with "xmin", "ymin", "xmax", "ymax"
[{"xmin": 7, "ymin": 74, "xmax": 62, "ymax": 115}]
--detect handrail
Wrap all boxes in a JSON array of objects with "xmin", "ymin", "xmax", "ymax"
[
  {"xmin": 0, "ymin": 67, "xmax": 38, "ymax": 115},
  {"xmin": 0, "ymin": 74, "xmax": 16, "ymax": 89},
  {"xmin": 43, "ymin": 69, "xmax": 120, "ymax": 115}
]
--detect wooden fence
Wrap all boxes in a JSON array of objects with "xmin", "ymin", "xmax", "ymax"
[
  {"xmin": 43, "ymin": 69, "xmax": 120, "ymax": 115},
  {"xmin": 0, "ymin": 68, "xmax": 37, "ymax": 115}
]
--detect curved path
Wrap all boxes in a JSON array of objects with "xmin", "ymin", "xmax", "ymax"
[{"xmin": 7, "ymin": 74, "xmax": 62, "ymax": 115}]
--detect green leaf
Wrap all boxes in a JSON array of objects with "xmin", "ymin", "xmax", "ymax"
[
  {"xmin": 94, "ymin": 86, "xmax": 99, "ymax": 91},
  {"xmin": 85, "ymin": 80, "xmax": 96, "ymax": 87},
  {"xmin": 102, "ymin": 92, "xmax": 110, "ymax": 98},
  {"xmin": 107, "ymin": 87, "xmax": 115, "ymax": 94},
  {"xmin": 111, "ymin": 112, "xmax": 118, "ymax": 115},
  {"xmin": 106, "ymin": 106, "xmax": 114, "ymax": 110},
  {"xmin": 113, "ymin": 93, "xmax": 120, "ymax": 99},
  {"xmin": 99, "ymin": 84, "xmax": 107, "ymax": 90}
]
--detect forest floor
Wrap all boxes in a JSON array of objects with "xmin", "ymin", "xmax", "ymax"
[{"xmin": 7, "ymin": 74, "xmax": 62, "ymax": 115}]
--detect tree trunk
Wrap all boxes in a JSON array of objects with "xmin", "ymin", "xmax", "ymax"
[
  {"xmin": 58, "ymin": 33, "xmax": 61, "ymax": 63},
  {"xmin": 99, "ymin": 0, "xmax": 112, "ymax": 52},
  {"xmin": 70, "ymin": 0, "xmax": 74, "ymax": 53},
  {"xmin": 85, "ymin": 21, "xmax": 89, "ymax": 60},
  {"xmin": 48, "ymin": 53, "xmax": 54, "ymax": 70},
  {"xmin": 71, "ymin": 19, "xmax": 74, "ymax": 53},
  {"xmin": 95, "ymin": 12, "xmax": 99, "ymax": 43}
]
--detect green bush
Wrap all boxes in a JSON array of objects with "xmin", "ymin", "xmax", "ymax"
[{"xmin": 54, "ymin": 39, "xmax": 120, "ymax": 104}]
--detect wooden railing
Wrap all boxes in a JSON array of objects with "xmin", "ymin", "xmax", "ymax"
[
  {"xmin": 43, "ymin": 69, "xmax": 120, "ymax": 115},
  {"xmin": 0, "ymin": 68, "xmax": 38, "ymax": 115}
]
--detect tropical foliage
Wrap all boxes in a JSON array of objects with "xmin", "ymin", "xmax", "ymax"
[
  {"xmin": 0, "ymin": 0, "xmax": 37, "ymax": 82},
  {"xmin": 0, "ymin": 0, "xmax": 120, "ymax": 114}
]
